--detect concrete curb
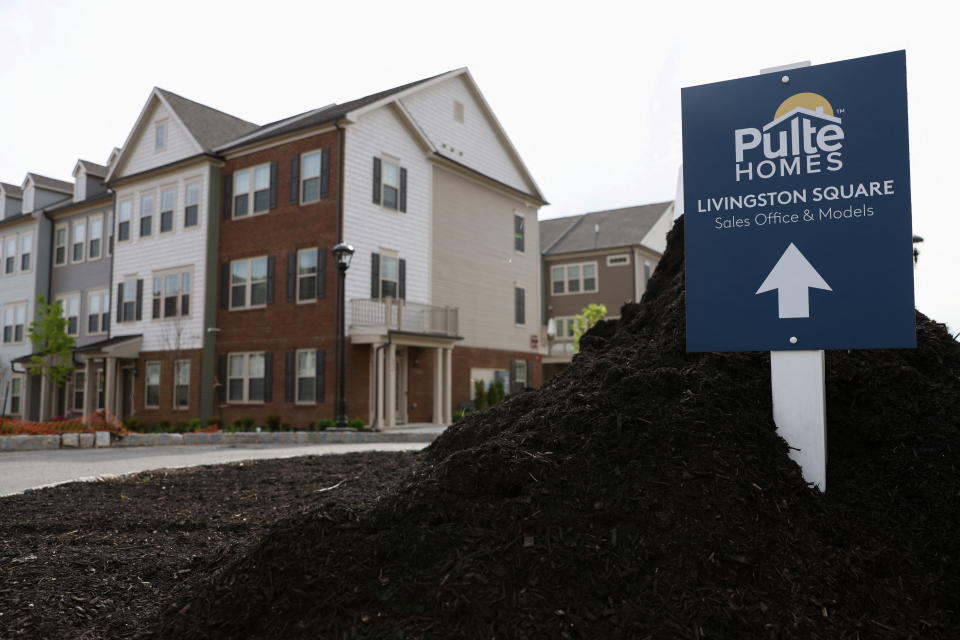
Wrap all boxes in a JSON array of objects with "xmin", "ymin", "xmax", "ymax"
[{"xmin": 1, "ymin": 429, "xmax": 440, "ymax": 452}]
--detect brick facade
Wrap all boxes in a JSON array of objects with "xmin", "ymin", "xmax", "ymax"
[{"xmin": 131, "ymin": 349, "xmax": 203, "ymax": 425}]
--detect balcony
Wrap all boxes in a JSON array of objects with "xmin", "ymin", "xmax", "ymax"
[
  {"xmin": 350, "ymin": 299, "xmax": 459, "ymax": 339},
  {"xmin": 546, "ymin": 336, "xmax": 575, "ymax": 360}
]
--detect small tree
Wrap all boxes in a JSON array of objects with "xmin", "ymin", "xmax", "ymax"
[
  {"xmin": 573, "ymin": 303, "xmax": 608, "ymax": 353},
  {"xmin": 486, "ymin": 378, "xmax": 505, "ymax": 407},
  {"xmin": 27, "ymin": 296, "xmax": 76, "ymax": 389},
  {"xmin": 473, "ymin": 379, "xmax": 487, "ymax": 410}
]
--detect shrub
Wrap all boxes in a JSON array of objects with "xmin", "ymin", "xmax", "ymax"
[
  {"xmin": 242, "ymin": 417, "xmax": 255, "ymax": 430},
  {"xmin": 473, "ymin": 380, "xmax": 487, "ymax": 411},
  {"xmin": 265, "ymin": 414, "xmax": 282, "ymax": 431},
  {"xmin": 206, "ymin": 417, "xmax": 221, "ymax": 427},
  {"xmin": 176, "ymin": 421, "xmax": 191, "ymax": 432},
  {"xmin": 157, "ymin": 419, "xmax": 172, "ymax": 433},
  {"xmin": 124, "ymin": 418, "xmax": 146, "ymax": 432},
  {"xmin": 347, "ymin": 418, "xmax": 365, "ymax": 430},
  {"xmin": 486, "ymin": 379, "xmax": 505, "ymax": 407},
  {"xmin": 280, "ymin": 421, "xmax": 292, "ymax": 431},
  {"xmin": 453, "ymin": 409, "xmax": 471, "ymax": 422},
  {"xmin": 312, "ymin": 419, "xmax": 335, "ymax": 431},
  {"xmin": 189, "ymin": 418, "xmax": 203, "ymax": 431}
]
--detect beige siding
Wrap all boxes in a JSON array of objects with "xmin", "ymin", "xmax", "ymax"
[
  {"xmin": 432, "ymin": 166, "xmax": 541, "ymax": 352},
  {"xmin": 121, "ymin": 101, "xmax": 200, "ymax": 177}
]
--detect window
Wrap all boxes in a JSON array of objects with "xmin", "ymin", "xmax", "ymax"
[
  {"xmin": 550, "ymin": 262, "xmax": 598, "ymax": 295},
  {"xmin": 4, "ymin": 237, "xmax": 14, "ymax": 274},
  {"xmin": 152, "ymin": 269, "xmax": 191, "ymax": 319},
  {"xmin": 58, "ymin": 295, "xmax": 80, "ymax": 336},
  {"xmin": 160, "ymin": 188, "xmax": 175, "ymax": 232},
  {"xmin": 54, "ymin": 225, "xmax": 68, "ymax": 266},
  {"xmin": 453, "ymin": 100, "xmax": 465, "ymax": 123},
  {"xmin": 644, "ymin": 260, "xmax": 653, "ymax": 283},
  {"xmin": 550, "ymin": 316, "xmax": 577, "ymax": 339},
  {"xmin": 73, "ymin": 370, "xmax": 86, "ymax": 412},
  {"xmin": 120, "ymin": 279, "xmax": 138, "ymax": 323},
  {"xmin": 233, "ymin": 165, "xmax": 270, "ymax": 217},
  {"xmin": 381, "ymin": 160, "xmax": 401, "ymax": 210},
  {"xmin": 118, "ymin": 200, "xmax": 132, "ymax": 242},
  {"xmin": 2, "ymin": 304, "xmax": 26, "ymax": 343},
  {"xmin": 89, "ymin": 217, "xmax": 102, "ymax": 259},
  {"xmin": 20, "ymin": 234, "xmax": 31, "ymax": 272},
  {"xmin": 174, "ymin": 360, "xmax": 190, "ymax": 409},
  {"xmin": 296, "ymin": 349, "xmax": 317, "ymax": 403},
  {"xmin": 140, "ymin": 193, "xmax": 154, "ymax": 237},
  {"xmin": 96, "ymin": 369, "xmax": 105, "ymax": 410},
  {"xmin": 301, "ymin": 151, "xmax": 323, "ymax": 203},
  {"xmin": 379, "ymin": 255, "xmax": 399, "ymax": 298},
  {"xmin": 155, "ymin": 120, "xmax": 167, "ymax": 152},
  {"xmin": 511, "ymin": 360, "xmax": 528, "ymax": 394},
  {"xmin": 145, "ymin": 361, "xmax": 160, "ymax": 408},
  {"xmin": 72, "ymin": 221, "xmax": 86, "ymax": 262},
  {"xmin": 514, "ymin": 214, "xmax": 525, "ymax": 252},
  {"xmin": 230, "ymin": 257, "xmax": 268, "ymax": 309},
  {"xmin": 9, "ymin": 375, "xmax": 23, "ymax": 415},
  {"xmin": 87, "ymin": 290, "xmax": 110, "ymax": 335},
  {"xmin": 607, "ymin": 254, "xmax": 630, "ymax": 267},
  {"xmin": 297, "ymin": 248, "xmax": 318, "ymax": 302},
  {"xmin": 228, "ymin": 352, "xmax": 266, "ymax": 403},
  {"xmin": 184, "ymin": 182, "xmax": 200, "ymax": 227},
  {"xmin": 515, "ymin": 285, "xmax": 526, "ymax": 325}
]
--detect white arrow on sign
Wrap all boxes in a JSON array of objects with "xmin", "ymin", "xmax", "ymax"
[{"xmin": 756, "ymin": 243, "xmax": 832, "ymax": 319}]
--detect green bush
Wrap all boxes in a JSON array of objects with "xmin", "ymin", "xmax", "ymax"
[
  {"xmin": 347, "ymin": 418, "xmax": 365, "ymax": 430},
  {"xmin": 453, "ymin": 409, "xmax": 472, "ymax": 422},
  {"xmin": 312, "ymin": 419, "xmax": 335, "ymax": 431},
  {"xmin": 265, "ymin": 414, "xmax": 282, "ymax": 431},
  {"xmin": 176, "ymin": 421, "xmax": 191, "ymax": 432},
  {"xmin": 473, "ymin": 380, "xmax": 487, "ymax": 410},
  {"xmin": 157, "ymin": 419, "xmax": 172, "ymax": 432},
  {"xmin": 486, "ymin": 379, "xmax": 505, "ymax": 407},
  {"xmin": 124, "ymin": 418, "xmax": 146, "ymax": 432},
  {"xmin": 206, "ymin": 417, "xmax": 221, "ymax": 427},
  {"xmin": 189, "ymin": 418, "xmax": 203, "ymax": 431}
]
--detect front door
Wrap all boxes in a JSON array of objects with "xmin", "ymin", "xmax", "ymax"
[
  {"xmin": 395, "ymin": 348, "xmax": 408, "ymax": 425},
  {"xmin": 121, "ymin": 367, "xmax": 135, "ymax": 421}
]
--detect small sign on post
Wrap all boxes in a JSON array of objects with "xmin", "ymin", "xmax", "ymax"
[{"xmin": 681, "ymin": 51, "xmax": 914, "ymax": 490}]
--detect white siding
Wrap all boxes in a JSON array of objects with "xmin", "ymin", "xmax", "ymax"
[
  {"xmin": 111, "ymin": 163, "xmax": 211, "ymax": 352},
  {"xmin": 400, "ymin": 76, "xmax": 531, "ymax": 194},
  {"xmin": 342, "ymin": 105, "xmax": 433, "ymax": 329},
  {"xmin": 639, "ymin": 204, "xmax": 674, "ymax": 255},
  {"xmin": 120, "ymin": 101, "xmax": 200, "ymax": 177}
]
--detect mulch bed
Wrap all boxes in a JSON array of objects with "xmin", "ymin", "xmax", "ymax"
[{"xmin": 4, "ymin": 215, "xmax": 960, "ymax": 639}]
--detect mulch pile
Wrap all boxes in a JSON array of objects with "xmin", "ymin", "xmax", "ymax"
[{"xmin": 139, "ymin": 216, "xmax": 960, "ymax": 639}]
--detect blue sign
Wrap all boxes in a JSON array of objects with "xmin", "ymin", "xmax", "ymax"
[{"xmin": 682, "ymin": 51, "xmax": 914, "ymax": 353}]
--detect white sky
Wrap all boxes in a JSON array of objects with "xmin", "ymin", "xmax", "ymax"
[{"xmin": 1, "ymin": 0, "xmax": 957, "ymax": 333}]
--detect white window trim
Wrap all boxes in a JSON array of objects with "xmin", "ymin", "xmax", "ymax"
[
  {"xmin": 184, "ymin": 180, "xmax": 201, "ymax": 228},
  {"xmin": 295, "ymin": 348, "xmax": 317, "ymax": 405},
  {"xmin": 378, "ymin": 251, "xmax": 400, "ymax": 299},
  {"xmin": 139, "ymin": 192, "xmax": 155, "ymax": 238},
  {"xmin": 8, "ymin": 373, "xmax": 25, "ymax": 416},
  {"xmin": 229, "ymin": 257, "xmax": 268, "ymax": 310},
  {"xmin": 119, "ymin": 278, "xmax": 138, "ymax": 324},
  {"xmin": 87, "ymin": 289, "xmax": 110, "ymax": 336},
  {"xmin": 550, "ymin": 261, "xmax": 599, "ymax": 296},
  {"xmin": 151, "ymin": 267, "xmax": 192, "ymax": 320},
  {"xmin": 296, "ymin": 247, "xmax": 319, "ymax": 304},
  {"xmin": 300, "ymin": 150, "xmax": 323, "ymax": 205},
  {"xmin": 144, "ymin": 361, "xmax": 161, "ymax": 409},
  {"xmin": 3, "ymin": 235, "xmax": 17, "ymax": 275},
  {"xmin": 233, "ymin": 164, "xmax": 271, "ymax": 219},
  {"xmin": 227, "ymin": 352, "xmax": 266, "ymax": 404},
  {"xmin": 159, "ymin": 185, "xmax": 177, "ymax": 234},
  {"xmin": 88, "ymin": 214, "xmax": 103, "ymax": 260},
  {"xmin": 173, "ymin": 359, "xmax": 190, "ymax": 410},
  {"xmin": 73, "ymin": 370, "xmax": 86, "ymax": 412},
  {"xmin": 117, "ymin": 199, "xmax": 133, "ymax": 242},
  {"xmin": 549, "ymin": 315, "xmax": 577, "ymax": 341},
  {"xmin": 54, "ymin": 223, "xmax": 69, "ymax": 267},
  {"xmin": 57, "ymin": 293, "xmax": 82, "ymax": 337},
  {"xmin": 607, "ymin": 253, "xmax": 630, "ymax": 267},
  {"xmin": 19, "ymin": 233, "xmax": 33, "ymax": 273},
  {"xmin": 379, "ymin": 156, "xmax": 402, "ymax": 212},
  {"xmin": 3, "ymin": 301, "xmax": 28, "ymax": 344},
  {"xmin": 71, "ymin": 220, "xmax": 86, "ymax": 264}
]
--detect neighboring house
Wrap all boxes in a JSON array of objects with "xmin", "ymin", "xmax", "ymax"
[
  {"xmin": 210, "ymin": 68, "xmax": 546, "ymax": 429},
  {"xmin": 0, "ymin": 173, "xmax": 71, "ymax": 419},
  {"xmin": 101, "ymin": 88, "xmax": 258, "ymax": 425},
  {"xmin": 540, "ymin": 201, "xmax": 674, "ymax": 379},
  {"xmin": 45, "ymin": 159, "xmax": 114, "ymax": 420}
]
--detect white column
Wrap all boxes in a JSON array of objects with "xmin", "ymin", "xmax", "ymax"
[
  {"xmin": 432, "ymin": 347, "xmax": 443, "ymax": 425},
  {"xmin": 104, "ymin": 356, "xmax": 116, "ymax": 419},
  {"xmin": 385, "ymin": 342, "xmax": 396, "ymax": 428},
  {"xmin": 443, "ymin": 347, "xmax": 453, "ymax": 424},
  {"xmin": 375, "ymin": 346, "xmax": 385, "ymax": 429},
  {"xmin": 82, "ymin": 357, "xmax": 92, "ymax": 424},
  {"xmin": 39, "ymin": 372, "xmax": 50, "ymax": 421}
]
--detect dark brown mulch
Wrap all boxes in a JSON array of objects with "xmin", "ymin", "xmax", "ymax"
[{"xmin": 0, "ymin": 452, "xmax": 420, "ymax": 639}]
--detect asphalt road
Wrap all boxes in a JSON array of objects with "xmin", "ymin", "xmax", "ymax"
[{"xmin": 0, "ymin": 442, "xmax": 430, "ymax": 496}]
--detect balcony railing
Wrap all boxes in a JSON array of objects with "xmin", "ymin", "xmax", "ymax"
[
  {"xmin": 547, "ymin": 336, "xmax": 576, "ymax": 358},
  {"xmin": 350, "ymin": 298, "xmax": 459, "ymax": 337}
]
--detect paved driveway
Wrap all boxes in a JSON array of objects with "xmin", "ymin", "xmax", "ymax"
[{"xmin": 0, "ymin": 442, "xmax": 429, "ymax": 496}]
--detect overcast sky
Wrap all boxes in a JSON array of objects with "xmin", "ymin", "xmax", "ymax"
[{"xmin": 1, "ymin": 0, "xmax": 956, "ymax": 333}]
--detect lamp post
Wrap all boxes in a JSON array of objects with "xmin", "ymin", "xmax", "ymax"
[{"xmin": 332, "ymin": 242, "xmax": 355, "ymax": 429}]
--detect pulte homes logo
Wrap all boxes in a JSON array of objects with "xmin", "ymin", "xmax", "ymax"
[{"xmin": 734, "ymin": 92, "xmax": 844, "ymax": 182}]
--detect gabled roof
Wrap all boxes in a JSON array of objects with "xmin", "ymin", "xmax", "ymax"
[
  {"xmin": 75, "ymin": 159, "xmax": 108, "ymax": 177},
  {"xmin": 541, "ymin": 201, "xmax": 673, "ymax": 255},
  {"xmin": 0, "ymin": 182, "xmax": 22, "ymax": 198},
  {"xmin": 45, "ymin": 190, "xmax": 111, "ymax": 214},
  {"xmin": 23, "ymin": 173, "xmax": 72, "ymax": 194}
]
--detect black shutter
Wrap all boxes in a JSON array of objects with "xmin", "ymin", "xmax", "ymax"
[
  {"xmin": 116, "ymin": 283, "xmax": 123, "ymax": 323},
  {"xmin": 320, "ymin": 148, "xmax": 330, "ymax": 199},
  {"xmin": 218, "ymin": 355, "xmax": 227, "ymax": 405},
  {"xmin": 221, "ymin": 263, "xmax": 230, "ymax": 309},
  {"xmin": 316, "ymin": 350, "xmax": 325, "ymax": 402},
  {"xmin": 135, "ymin": 279, "xmax": 143, "ymax": 321},
  {"xmin": 399, "ymin": 167, "xmax": 407, "ymax": 213},
  {"xmin": 284, "ymin": 351, "xmax": 295, "ymax": 403},
  {"xmin": 317, "ymin": 248, "xmax": 327, "ymax": 299},
  {"xmin": 289, "ymin": 157, "xmax": 300, "ymax": 204},
  {"xmin": 223, "ymin": 174, "xmax": 232, "ymax": 219},
  {"xmin": 263, "ymin": 352, "xmax": 273, "ymax": 402},
  {"xmin": 268, "ymin": 161, "xmax": 278, "ymax": 209},
  {"xmin": 370, "ymin": 253, "xmax": 380, "ymax": 298},
  {"xmin": 398, "ymin": 259, "xmax": 406, "ymax": 300},
  {"xmin": 286, "ymin": 252, "xmax": 296, "ymax": 302},
  {"xmin": 266, "ymin": 256, "xmax": 276, "ymax": 304},
  {"xmin": 372, "ymin": 157, "xmax": 381, "ymax": 204}
]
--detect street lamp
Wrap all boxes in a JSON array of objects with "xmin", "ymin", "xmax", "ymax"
[{"xmin": 332, "ymin": 242, "xmax": 355, "ymax": 429}]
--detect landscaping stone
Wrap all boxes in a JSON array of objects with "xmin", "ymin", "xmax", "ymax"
[
  {"xmin": 78, "ymin": 433, "xmax": 95, "ymax": 448},
  {"xmin": 95, "ymin": 431, "xmax": 110, "ymax": 447},
  {"xmin": 61, "ymin": 433, "xmax": 80, "ymax": 448}
]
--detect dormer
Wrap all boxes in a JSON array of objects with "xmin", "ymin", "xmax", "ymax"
[
  {"xmin": 72, "ymin": 160, "xmax": 108, "ymax": 202},
  {"xmin": 0, "ymin": 182, "xmax": 23, "ymax": 219},
  {"xmin": 20, "ymin": 173, "xmax": 72, "ymax": 214}
]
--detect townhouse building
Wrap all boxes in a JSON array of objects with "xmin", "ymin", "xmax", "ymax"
[
  {"xmin": 540, "ymin": 202, "xmax": 673, "ymax": 380},
  {"xmin": 0, "ymin": 174, "xmax": 70, "ymax": 418}
]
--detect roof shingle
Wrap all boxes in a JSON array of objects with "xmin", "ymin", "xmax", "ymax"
[
  {"xmin": 541, "ymin": 202, "xmax": 673, "ymax": 255},
  {"xmin": 156, "ymin": 88, "xmax": 260, "ymax": 151}
]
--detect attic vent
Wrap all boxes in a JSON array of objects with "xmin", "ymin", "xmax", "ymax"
[{"xmin": 453, "ymin": 101, "xmax": 464, "ymax": 123}]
